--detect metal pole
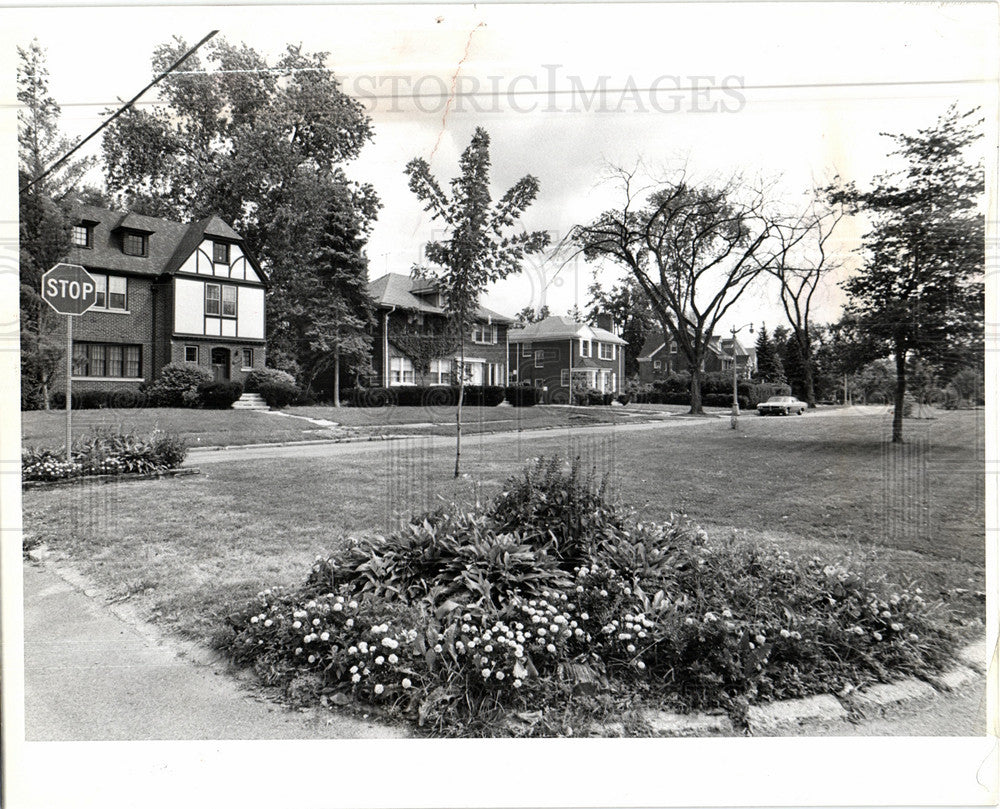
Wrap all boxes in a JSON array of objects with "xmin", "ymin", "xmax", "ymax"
[
  {"xmin": 65, "ymin": 315, "xmax": 73, "ymax": 461},
  {"xmin": 730, "ymin": 326, "xmax": 739, "ymax": 430}
]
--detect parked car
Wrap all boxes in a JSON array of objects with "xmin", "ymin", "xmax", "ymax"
[{"xmin": 758, "ymin": 395, "xmax": 807, "ymax": 415}]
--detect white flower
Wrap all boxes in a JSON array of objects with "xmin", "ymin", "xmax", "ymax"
[
  {"xmin": 401, "ymin": 678, "xmax": 412, "ymax": 689},
  {"xmin": 345, "ymin": 619, "xmax": 354, "ymax": 628},
  {"xmin": 351, "ymin": 673, "xmax": 361, "ymax": 683},
  {"xmin": 626, "ymin": 644, "xmax": 636, "ymax": 653},
  {"xmin": 434, "ymin": 644, "xmax": 443, "ymax": 653},
  {"xmin": 263, "ymin": 619, "xmax": 272, "ymax": 628},
  {"xmin": 513, "ymin": 679, "xmax": 522, "ymax": 688},
  {"xmin": 873, "ymin": 632, "xmax": 883, "ymax": 641},
  {"xmin": 320, "ymin": 632, "xmax": 330, "ymax": 641},
  {"xmin": 307, "ymin": 655, "xmax": 316, "ymax": 663},
  {"xmin": 496, "ymin": 671, "xmax": 505, "ymax": 680},
  {"xmin": 481, "ymin": 668, "xmax": 491, "ymax": 678},
  {"xmin": 722, "ymin": 609, "xmax": 733, "ymax": 619},
  {"xmin": 333, "ymin": 603, "xmax": 343, "ymax": 612},
  {"xmin": 891, "ymin": 623, "xmax": 903, "ymax": 631},
  {"xmin": 349, "ymin": 601, "xmax": 358, "ymax": 610},
  {"xmin": 312, "ymin": 618, "xmax": 321, "ymax": 626},
  {"xmin": 374, "ymin": 684, "xmax": 384, "ymax": 695},
  {"xmin": 636, "ymin": 660, "xmax": 646, "ymax": 670},
  {"xmin": 388, "ymin": 654, "xmax": 398, "ymax": 664},
  {"xmin": 755, "ymin": 634, "xmax": 766, "ymax": 645},
  {"xmin": 250, "ymin": 616, "xmax": 259, "ymax": 624},
  {"xmin": 546, "ymin": 643, "xmax": 557, "ymax": 653},
  {"xmin": 779, "ymin": 629, "xmax": 791, "ymax": 638},
  {"xmin": 375, "ymin": 656, "xmax": 385, "ymax": 665},
  {"xmin": 292, "ymin": 621, "xmax": 302, "ymax": 629}
]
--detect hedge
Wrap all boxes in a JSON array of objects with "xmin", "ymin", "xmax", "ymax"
[
  {"xmin": 197, "ymin": 381, "xmax": 244, "ymax": 409},
  {"xmin": 343, "ymin": 385, "xmax": 541, "ymax": 408}
]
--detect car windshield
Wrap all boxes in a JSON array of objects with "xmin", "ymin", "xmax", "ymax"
[{"xmin": 767, "ymin": 397, "xmax": 792, "ymax": 403}]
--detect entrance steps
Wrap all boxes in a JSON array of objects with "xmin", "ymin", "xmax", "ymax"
[{"xmin": 232, "ymin": 392, "xmax": 269, "ymax": 411}]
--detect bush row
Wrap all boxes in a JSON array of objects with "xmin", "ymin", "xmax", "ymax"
[
  {"xmin": 22, "ymin": 429, "xmax": 188, "ymax": 482},
  {"xmin": 45, "ymin": 364, "xmax": 306, "ymax": 410},
  {"xmin": 221, "ymin": 456, "xmax": 957, "ymax": 735},
  {"xmin": 343, "ymin": 385, "xmax": 542, "ymax": 408}
]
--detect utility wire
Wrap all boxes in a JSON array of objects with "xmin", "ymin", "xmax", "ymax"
[{"xmin": 19, "ymin": 29, "xmax": 218, "ymax": 196}]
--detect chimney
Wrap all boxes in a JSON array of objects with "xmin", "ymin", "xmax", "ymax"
[{"xmin": 595, "ymin": 313, "xmax": 615, "ymax": 333}]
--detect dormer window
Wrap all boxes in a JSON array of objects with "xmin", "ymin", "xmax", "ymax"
[
  {"xmin": 122, "ymin": 231, "xmax": 147, "ymax": 257},
  {"xmin": 72, "ymin": 225, "xmax": 93, "ymax": 248},
  {"xmin": 213, "ymin": 241, "xmax": 230, "ymax": 264}
]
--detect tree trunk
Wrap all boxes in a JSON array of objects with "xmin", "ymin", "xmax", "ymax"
[
  {"xmin": 455, "ymin": 338, "xmax": 465, "ymax": 478},
  {"xmin": 892, "ymin": 343, "xmax": 907, "ymax": 443},
  {"xmin": 689, "ymin": 363, "xmax": 704, "ymax": 414},
  {"xmin": 802, "ymin": 344, "xmax": 817, "ymax": 408},
  {"xmin": 333, "ymin": 352, "xmax": 341, "ymax": 408}
]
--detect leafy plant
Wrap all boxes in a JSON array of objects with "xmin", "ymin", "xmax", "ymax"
[{"xmin": 143, "ymin": 362, "xmax": 212, "ymax": 407}]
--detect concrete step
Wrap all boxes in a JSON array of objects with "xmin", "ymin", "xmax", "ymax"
[{"xmin": 232, "ymin": 392, "xmax": 269, "ymax": 411}]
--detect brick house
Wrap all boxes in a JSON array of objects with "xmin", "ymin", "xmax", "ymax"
[
  {"xmin": 50, "ymin": 204, "xmax": 267, "ymax": 394},
  {"xmin": 507, "ymin": 315, "xmax": 626, "ymax": 401},
  {"xmin": 636, "ymin": 332, "xmax": 755, "ymax": 383},
  {"xmin": 367, "ymin": 273, "xmax": 512, "ymax": 387}
]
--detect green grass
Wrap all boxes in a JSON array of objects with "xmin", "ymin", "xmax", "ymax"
[
  {"xmin": 21, "ymin": 408, "xmax": 326, "ymax": 449},
  {"xmin": 289, "ymin": 403, "xmax": 650, "ymax": 436},
  {"xmin": 22, "ymin": 408, "xmax": 984, "ymax": 645}
]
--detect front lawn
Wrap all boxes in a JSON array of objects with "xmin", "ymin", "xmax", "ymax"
[
  {"xmin": 21, "ymin": 408, "xmax": 328, "ymax": 449},
  {"xmin": 22, "ymin": 409, "xmax": 984, "ymax": 655},
  {"xmin": 288, "ymin": 403, "xmax": 649, "ymax": 436}
]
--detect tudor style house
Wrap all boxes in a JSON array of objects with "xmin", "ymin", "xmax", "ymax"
[
  {"xmin": 367, "ymin": 273, "xmax": 512, "ymax": 387},
  {"xmin": 636, "ymin": 332, "xmax": 755, "ymax": 383},
  {"xmin": 507, "ymin": 315, "xmax": 627, "ymax": 400},
  {"xmin": 50, "ymin": 204, "xmax": 267, "ymax": 394}
]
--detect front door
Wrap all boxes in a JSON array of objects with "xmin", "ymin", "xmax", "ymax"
[{"xmin": 211, "ymin": 347, "xmax": 230, "ymax": 382}]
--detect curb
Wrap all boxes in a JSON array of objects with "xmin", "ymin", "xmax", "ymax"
[
  {"xmin": 22, "ymin": 467, "xmax": 199, "ymax": 489},
  {"xmin": 747, "ymin": 694, "xmax": 847, "ymax": 732}
]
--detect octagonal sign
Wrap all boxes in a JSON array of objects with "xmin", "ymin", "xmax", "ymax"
[{"xmin": 41, "ymin": 263, "xmax": 98, "ymax": 316}]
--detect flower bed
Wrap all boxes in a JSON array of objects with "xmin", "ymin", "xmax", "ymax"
[
  {"xmin": 220, "ymin": 456, "xmax": 957, "ymax": 736},
  {"xmin": 22, "ymin": 429, "xmax": 188, "ymax": 483}
]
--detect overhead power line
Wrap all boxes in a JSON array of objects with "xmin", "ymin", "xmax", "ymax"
[{"xmin": 19, "ymin": 29, "xmax": 218, "ymax": 196}]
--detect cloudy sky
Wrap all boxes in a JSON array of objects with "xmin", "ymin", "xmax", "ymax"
[{"xmin": 4, "ymin": 2, "xmax": 996, "ymax": 334}]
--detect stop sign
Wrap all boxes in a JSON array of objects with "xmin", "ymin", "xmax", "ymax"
[{"xmin": 41, "ymin": 263, "xmax": 98, "ymax": 316}]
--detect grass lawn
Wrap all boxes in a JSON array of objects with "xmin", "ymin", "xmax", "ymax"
[
  {"xmin": 21, "ymin": 408, "xmax": 327, "ymax": 449},
  {"xmin": 288, "ymin": 403, "xmax": 659, "ymax": 436},
  {"xmin": 22, "ymin": 408, "xmax": 985, "ymax": 646}
]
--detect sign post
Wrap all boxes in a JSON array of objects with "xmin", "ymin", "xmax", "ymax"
[{"xmin": 41, "ymin": 263, "xmax": 98, "ymax": 461}]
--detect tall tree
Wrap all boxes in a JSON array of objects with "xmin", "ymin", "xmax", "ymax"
[
  {"xmin": 753, "ymin": 324, "xmax": 786, "ymax": 383},
  {"xmin": 265, "ymin": 174, "xmax": 378, "ymax": 403},
  {"xmin": 515, "ymin": 304, "xmax": 550, "ymax": 323},
  {"xmin": 405, "ymin": 127, "xmax": 550, "ymax": 477},
  {"xmin": 101, "ymin": 37, "xmax": 378, "ymax": 384},
  {"xmin": 829, "ymin": 106, "xmax": 985, "ymax": 442},
  {"xmin": 586, "ymin": 275, "xmax": 657, "ymax": 377},
  {"xmin": 571, "ymin": 167, "xmax": 785, "ymax": 413},
  {"xmin": 18, "ymin": 39, "xmax": 96, "ymax": 408},
  {"xmin": 768, "ymin": 201, "xmax": 845, "ymax": 407}
]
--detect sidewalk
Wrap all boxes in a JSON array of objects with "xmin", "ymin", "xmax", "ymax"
[{"xmin": 22, "ymin": 562, "xmax": 408, "ymax": 741}]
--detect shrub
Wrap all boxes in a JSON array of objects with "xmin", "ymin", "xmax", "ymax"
[
  {"xmin": 344, "ymin": 387, "xmax": 397, "ymax": 407},
  {"xmin": 245, "ymin": 367, "xmax": 297, "ymax": 393},
  {"xmin": 258, "ymin": 381, "xmax": 301, "ymax": 409},
  {"xmin": 143, "ymin": 363, "xmax": 212, "ymax": 407},
  {"xmin": 220, "ymin": 455, "xmax": 959, "ymax": 734},
  {"xmin": 198, "ymin": 381, "xmax": 244, "ymax": 409},
  {"xmin": 504, "ymin": 386, "xmax": 541, "ymax": 407}
]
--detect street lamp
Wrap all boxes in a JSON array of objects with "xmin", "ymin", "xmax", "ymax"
[{"xmin": 730, "ymin": 323, "xmax": 754, "ymax": 430}]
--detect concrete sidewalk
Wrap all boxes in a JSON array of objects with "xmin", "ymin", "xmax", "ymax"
[{"xmin": 22, "ymin": 563, "xmax": 407, "ymax": 741}]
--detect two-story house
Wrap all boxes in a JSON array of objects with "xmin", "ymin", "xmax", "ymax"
[
  {"xmin": 367, "ymin": 273, "xmax": 512, "ymax": 387},
  {"xmin": 636, "ymin": 332, "xmax": 754, "ymax": 383},
  {"xmin": 51, "ymin": 204, "xmax": 267, "ymax": 394},
  {"xmin": 507, "ymin": 315, "xmax": 626, "ymax": 400}
]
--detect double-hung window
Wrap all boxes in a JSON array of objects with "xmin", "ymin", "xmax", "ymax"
[
  {"xmin": 534, "ymin": 350, "xmax": 544, "ymax": 368},
  {"xmin": 122, "ymin": 232, "xmax": 147, "ymax": 257},
  {"xmin": 580, "ymin": 340, "xmax": 591, "ymax": 358},
  {"xmin": 213, "ymin": 241, "xmax": 230, "ymax": 264},
  {"xmin": 206, "ymin": 283, "xmax": 237, "ymax": 317},
  {"xmin": 72, "ymin": 225, "xmax": 92, "ymax": 248},
  {"xmin": 599, "ymin": 342, "xmax": 614, "ymax": 360},
  {"xmin": 91, "ymin": 273, "xmax": 127, "ymax": 311}
]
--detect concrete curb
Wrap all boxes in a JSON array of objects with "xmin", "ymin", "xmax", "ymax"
[
  {"xmin": 645, "ymin": 710, "xmax": 734, "ymax": 736},
  {"xmin": 747, "ymin": 694, "xmax": 847, "ymax": 733}
]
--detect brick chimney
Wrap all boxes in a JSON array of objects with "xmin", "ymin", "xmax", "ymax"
[{"xmin": 595, "ymin": 313, "xmax": 615, "ymax": 333}]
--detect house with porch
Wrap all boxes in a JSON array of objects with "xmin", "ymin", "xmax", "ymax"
[
  {"xmin": 507, "ymin": 315, "xmax": 626, "ymax": 401},
  {"xmin": 367, "ymin": 273, "xmax": 512, "ymax": 387},
  {"xmin": 636, "ymin": 331, "xmax": 755, "ymax": 383},
  {"xmin": 49, "ymin": 204, "xmax": 267, "ymax": 394}
]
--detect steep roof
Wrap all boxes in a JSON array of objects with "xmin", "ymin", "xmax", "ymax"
[
  {"xmin": 64, "ymin": 203, "xmax": 264, "ymax": 282},
  {"xmin": 508, "ymin": 315, "xmax": 627, "ymax": 345},
  {"xmin": 367, "ymin": 273, "xmax": 513, "ymax": 323}
]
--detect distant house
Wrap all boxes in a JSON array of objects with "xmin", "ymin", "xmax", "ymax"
[
  {"xmin": 52, "ymin": 204, "xmax": 267, "ymax": 394},
  {"xmin": 637, "ymin": 332, "xmax": 755, "ymax": 383},
  {"xmin": 367, "ymin": 273, "xmax": 512, "ymax": 387},
  {"xmin": 507, "ymin": 315, "xmax": 627, "ymax": 400}
]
